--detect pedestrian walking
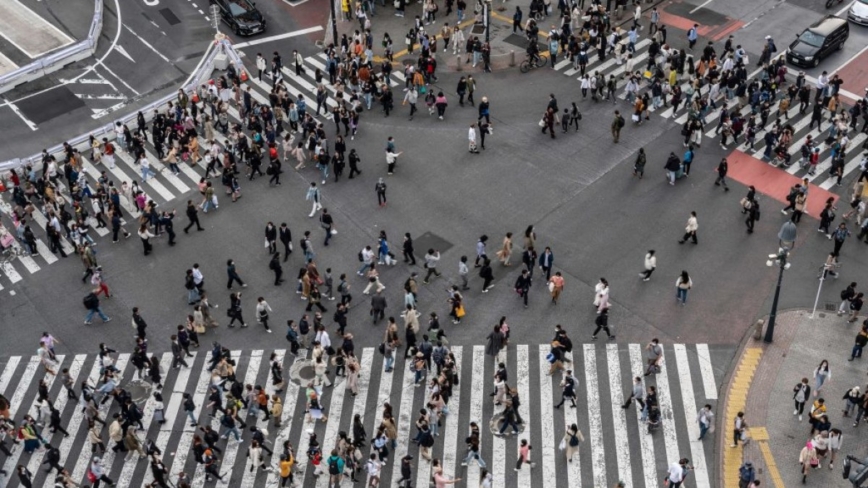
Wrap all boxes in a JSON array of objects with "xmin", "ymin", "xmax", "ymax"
[
  {"xmin": 306, "ymin": 182, "xmax": 322, "ymax": 218},
  {"xmin": 799, "ymin": 440, "xmax": 818, "ymax": 483},
  {"xmin": 422, "ymin": 249, "xmax": 442, "ymax": 284},
  {"xmin": 591, "ymin": 308, "xmax": 615, "ymax": 340},
  {"xmin": 697, "ymin": 404, "xmax": 715, "ymax": 440},
  {"xmin": 714, "ymin": 158, "xmax": 730, "ymax": 191},
  {"xmin": 514, "ymin": 439, "xmax": 535, "ymax": 472},
  {"xmin": 226, "ymin": 259, "xmax": 247, "ymax": 289},
  {"xmin": 554, "ymin": 371, "xmax": 578, "ymax": 409},
  {"xmin": 849, "ymin": 323, "xmax": 868, "ymax": 360},
  {"xmin": 813, "ymin": 360, "xmax": 831, "ymax": 395},
  {"xmin": 514, "ymin": 269, "xmax": 531, "ymax": 308},
  {"xmin": 376, "ymin": 178, "xmax": 387, "ymax": 207},
  {"xmin": 633, "ymin": 148, "xmax": 646, "ymax": 178},
  {"xmin": 675, "ymin": 271, "xmax": 693, "ymax": 305},
  {"xmin": 639, "ymin": 250, "xmax": 656, "ymax": 281},
  {"xmin": 560, "ymin": 423, "xmax": 583, "ymax": 462},
  {"xmin": 678, "ymin": 211, "xmax": 698, "ymax": 244},
  {"xmin": 621, "ymin": 376, "xmax": 646, "ymax": 409},
  {"xmin": 611, "ymin": 110, "xmax": 625, "ymax": 142}
]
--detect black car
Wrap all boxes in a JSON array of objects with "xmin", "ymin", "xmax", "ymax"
[
  {"xmin": 786, "ymin": 16, "xmax": 849, "ymax": 67},
  {"xmin": 210, "ymin": 0, "xmax": 266, "ymax": 36}
]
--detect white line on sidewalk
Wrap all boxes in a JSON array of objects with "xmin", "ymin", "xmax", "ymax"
[
  {"xmin": 628, "ymin": 344, "xmax": 659, "ymax": 488},
  {"xmin": 583, "ymin": 345, "xmax": 606, "ymax": 488},
  {"xmin": 441, "ymin": 346, "xmax": 462, "ymax": 481},
  {"xmin": 233, "ymin": 26, "xmax": 325, "ymax": 49},
  {"xmin": 655, "ymin": 345, "xmax": 681, "ymax": 465},
  {"xmin": 515, "ymin": 345, "xmax": 532, "ymax": 487}
]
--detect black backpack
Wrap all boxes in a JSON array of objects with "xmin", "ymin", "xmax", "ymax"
[
  {"xmin": 83, "ymin": 293, "xmax": 98, "ymax": 309},
  {"xmin": 329, "ymin": 457, "xmax": 340, "ymax": 475}
]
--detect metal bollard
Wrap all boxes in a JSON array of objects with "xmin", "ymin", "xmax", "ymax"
[
  {"xmin": 456, "ymin": 54, "xmax": 462, "ymax": 72},
  {"xmin": 509, "ymin": 50, "xmax": 515, "ymax": 67},
  {"xmin": 753, "ymin": 319, "xmax": 765, "ymax": 340}
]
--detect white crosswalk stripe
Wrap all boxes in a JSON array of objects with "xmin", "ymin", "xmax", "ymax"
[{"xmin": 0, "ymin": 342, "xmax": 726, "ymax": 488}]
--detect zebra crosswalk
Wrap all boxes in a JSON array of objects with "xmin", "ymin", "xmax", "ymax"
[
  {"xmin": 542, "ymin": 39, "xmax": 868, "ymax": 190},
  {"xmin": 0, "ymin": 341, "xmax": 726, "ymax": 487},
  {"xmin": 0, "ymin": 52, "xmax": 406, "ymax": 289}
]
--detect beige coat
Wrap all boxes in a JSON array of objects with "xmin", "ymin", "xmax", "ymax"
[
  {"xmin": 109, "ymin": 419, "xmax": 124, "ymax": 443},
  {"xmin": 562, "ymin": 427, "xmax": 584, "ymax": 462}
]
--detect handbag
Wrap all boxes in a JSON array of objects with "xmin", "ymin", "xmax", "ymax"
[
  {"xmin": 264, "ymin": 239, "xmax": 270, "ymax": 248},
  {"xmin": 632, "ymin": 114, "xmax": 640, "ymax": 122},
  {"xmin": 456, "ymin": 304, "xmax": 466, "ymax": 318},
  {"xmin": 538, "ymin": 118, "xmax": 545, "ymax": 127}
]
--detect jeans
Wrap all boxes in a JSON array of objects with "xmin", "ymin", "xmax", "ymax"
[
  {"xmin": 462, "ymin": 450, "xmax": 486, "ymax": 468},
  {"xmin": 384, "ymin": 355, "xmax": 394, "ymax": 371},
  {"xmin": 414, "ymin": 369, "xmax": 424, "ymax": 383},
  {"xmin": 141, "ymin": 166, "xmax": 157, "ymax": 181},
  {"xmin": 222, "ymin": 425, "xmax": 241, "ymax": 441},
  {"xmin": 851, "ymin": 343, "xmax": 863, "ymax": 360},
  {"xmin": 203, "ymin": 199, "xmax": 215, "ymax": 213},
  {"xmin": 676, "ymin": 288, "xmax": 688, "ymax": 304},
  {"xmin": 499, "ymin": 417, "xmax": 520, "ymax": 434},
  {"xmin": 85, "ymin": 307, "xmax": 109, "ymax": 322},
  {"xmin": 358, "ymin": 262, "xmax": 371, "ymax": 275},
  {"xmin": 698, "ymin": 422, "xmax": 709, "ymax": 439},
  {"xmin": 186, "ymin": 410, "xmax": 198, "ymax": 425}
]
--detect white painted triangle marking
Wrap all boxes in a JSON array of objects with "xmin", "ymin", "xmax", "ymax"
[{"xmin": 115, "ymin": 44, "xmax": 136, "ymax": 63}]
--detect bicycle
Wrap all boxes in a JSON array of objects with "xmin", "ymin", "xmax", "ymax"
[{"xmin": 519, "ymin": 55, "xmax": 547, "ymax": 73}]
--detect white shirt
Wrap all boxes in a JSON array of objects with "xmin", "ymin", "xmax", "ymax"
[
  {"xmin": 316, "ymin": 330, "xmax": 331, "ymax": 349},
  {"xmin": 468, "ymin": 127, "xmax": 477, "ymax": 143},
  {"xmin": 816, "ymin": 74, "xmax": 829, "ymax": 90},
  {"xmin": 667, "ymin": 463, "xmax": 685, "ymax": 482},
  {"xmin": 361, "ymin": 248, "xmax": 375, "ymax": 264},
  {"xmin": 192, "ymin": 268, "xmax": 204, "ymax": 285}
]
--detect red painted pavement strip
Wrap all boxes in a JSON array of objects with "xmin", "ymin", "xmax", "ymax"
[
  {"xmin": 655, "ymin": 4, "xmax": 743, "ymax": 41},
  {"xmin": 836, "ymin": 46, "xmax": 868, "ymax": 104},
  {"xmin": 726, "ymin": 149, "xmax": 838, "ymax": 217}
]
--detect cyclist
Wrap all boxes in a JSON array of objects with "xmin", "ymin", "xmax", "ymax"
[{"xmin": 526, "ymin": 41, "xmax": 541, "ymax": 67}]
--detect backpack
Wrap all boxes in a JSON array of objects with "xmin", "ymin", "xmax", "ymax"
[
  {"xmin": 378, "ymin": 342, "xmax": 386, "ymax": 355},
  {"xmin": 299, "ymin": 321, "xmax": 310, "ymax": 335},
  {"xmin": 739, "ymin": 466, "xmax": 754, "ymax": 481},
  {"xmin": 617, "ymin": 116, "xmax": 625, "ymax": 128},
  {"xmin": 329, "ymin": 457, "xmax": 340, "ymax": 475},
  {"xmin": 358, "ymin": 250, "xmax": 364, "ymax": 262},
  {"xmin": 300, "ymin": 239, "xmax": 308, "ymax": 251},
  {"xmin": 842, "ymin": 289, "xmax": 852, "ymax": 300},
  {"xmin": 83, "ymin": 293, "xmax": 98, "ymax": 309},
  {"xmin": 569, "ymin": 434, "xmax": 579, "ymax": 447}
]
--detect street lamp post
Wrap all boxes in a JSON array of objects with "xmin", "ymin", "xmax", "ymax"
[
  {"xmin": 484, "ymin": 0, "xmax": 491, "ymax": 44},
  {"xmin": 763, "ymin": 221, "xmax": 798, "ymax": 343}
]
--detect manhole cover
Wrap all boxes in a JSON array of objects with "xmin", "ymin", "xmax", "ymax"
[
  {"xmin": 289, "ymin": 359, "xmax": 316, "ymax": 385},
  {"xmin": 128, "ymin": 381, "xmax": 153, "ymax": 403}
]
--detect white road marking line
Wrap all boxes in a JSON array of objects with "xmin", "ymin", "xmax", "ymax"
[
  {"xmin": 562, "ymin": 352, "xmax": 581, "ymax": 487},
  {"xmin": 188, "ymin": 350, "xmax": 241, "ymax": 487},
  {"xmin": 143, "ymin": 147, "xmax": 192, "ymax": 194},
  {"xmin": 695, "ymin": 344, "xmax": 717, "ymax": 400},
  {"xmin": 628, "ymin": 344, "xmax": 659, "ymax": 488},
  {"xmin": 70, "ymin": 354, "xmax": 129, "ymax": 485},
  {"xmin": 108, "ymin": 353, "xmax": 171, "ymax": 486},
  {"xmin": 0, "ymin": 50, "xmax": 19, "ymax": 76},
  {"xmin": 6, "ymin": 356, "xmax": 40, "ymax": 419},
  {"xmin": 674, "ymin": 345, "xmax": 711, "ymax": 488},
  {"xmin": 818, "ymin": 133, "xmax": 868, "ymax": 189},
  {"xmin": 2, "ymin": 355, "xmax": 65, "ymax": 476},
  {"xmin": 537, "ymin": 345, "xmax": 556, "ymax": 488},
  {"xmin": 316, "ymin": 353, "xmax": 349, "ymax": 488},
  {"xmin": 0, "ymin": 356, "xmax": 21, "ymax": 393},
  {"xmin": 123, "ymin": 24, "xmax": 172, "ymax": 63},
  {"xmin": 583, "ymin": 345, "xmax": 606, "ymax": 487},
  {"xmin": 0, "ymin": 0, "xmax": 74, "ymax": 58},
  {"xmin": 47, "ymin": 358, "xmax": 103, "ymax": 488},
  {"xmin": 215, "ymin": 350, "xmax": 263, "ymax": 487},
  {"xmin": 267, "ymin": 350, "xmax": 309, "ymax": 486},
  {"xmin": 491, "ymin": 348, "xmax": 507, "ymax": 488},
  {"xmin": 137, "ymin": 352, "xmax": 195, "ymax": 487},
  {"xmin": 655, "ymin": 345, "xmax": 681, "ymax": 466},
  {"xmin": 242, "ymin": 350, "xmax": 284, "ymax": 488},
  {"xmin": 606, "ymin": 344, "xmax": 633, "ymax": 488},
  {"xmin": 27, "ymin": 355, "xmax": 84, "ymax": 475},
  {"xmin": 74, "ymin": 93, "xmax": 127, "ymax": 100},
  {"xmin": 2, "ymin": 97, "xmax": 38, "ymax": 130},
  {"xmin": 463, "ymin": 346, "xmax": 485, "ymax": 483},
  {"xmin": 233, "ymin": 26, "xmax": 325, "ymax": 49},
  {"xmin": 690, "ymin": 0, "xmax": 714, "ymax": 13},
  {"xmin": 340, "ymin": 348, "xmax": 374, "ymax": 488},
  {"xmin": 441, "ymin": 346, "xmax": 462, "ymax": 481},
  {"xmin": 95, "ymin": 62, "xmax": 141, "ymax": 96},
  {"xmin": 115, "ymin": 149, "xmax": 176, "ymax": 201},
  {"xmin": 390, "ymin": 349, "xmax": 419, "ymax": 485},
  {"xmin": 515, "ymin": 345, "xmax": 531, "ymax": 487}
]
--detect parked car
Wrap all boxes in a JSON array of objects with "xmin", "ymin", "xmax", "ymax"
[
  {"xmin": 210, "ymin": 0, "xmax": 266, "ymax": 36},
  {"xmin": 786, "ymin": 15, "xmax": 849, "ymax": 67},
  {"xmin": 849, "ymin": 0, "xmax": 868, "ymax": 26}
]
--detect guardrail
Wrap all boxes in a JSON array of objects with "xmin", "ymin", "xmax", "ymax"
[
  {"xmin": 0, "ymin": 0, "xmax": 103, "ymax": 95},
  {"xmin": 0, "ymin": 38, "xmax": 235, "ymax": 173}
]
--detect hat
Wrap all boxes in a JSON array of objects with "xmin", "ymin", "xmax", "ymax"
[
  {"xmin": 765, "ymin": 35, "xmax": 771, "ymax": 39},
  {"xmin": 416, "ymin": 351, "xmax": 424, "ymax": 357}
]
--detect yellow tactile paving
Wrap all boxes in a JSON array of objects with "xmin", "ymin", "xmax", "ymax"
[{"xmin": 723, "ymin": 347, "xmax": 763, "ymax": 488}]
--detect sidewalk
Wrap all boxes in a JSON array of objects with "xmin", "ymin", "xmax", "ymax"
[{"xmin": 719, "ymin": 309, "xmax": 868, "ymax": 487}]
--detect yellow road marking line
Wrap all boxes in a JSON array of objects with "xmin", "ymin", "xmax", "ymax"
[{"xmin": 723, "ymin": 347, "xmax": 763, "ymax": 488}]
